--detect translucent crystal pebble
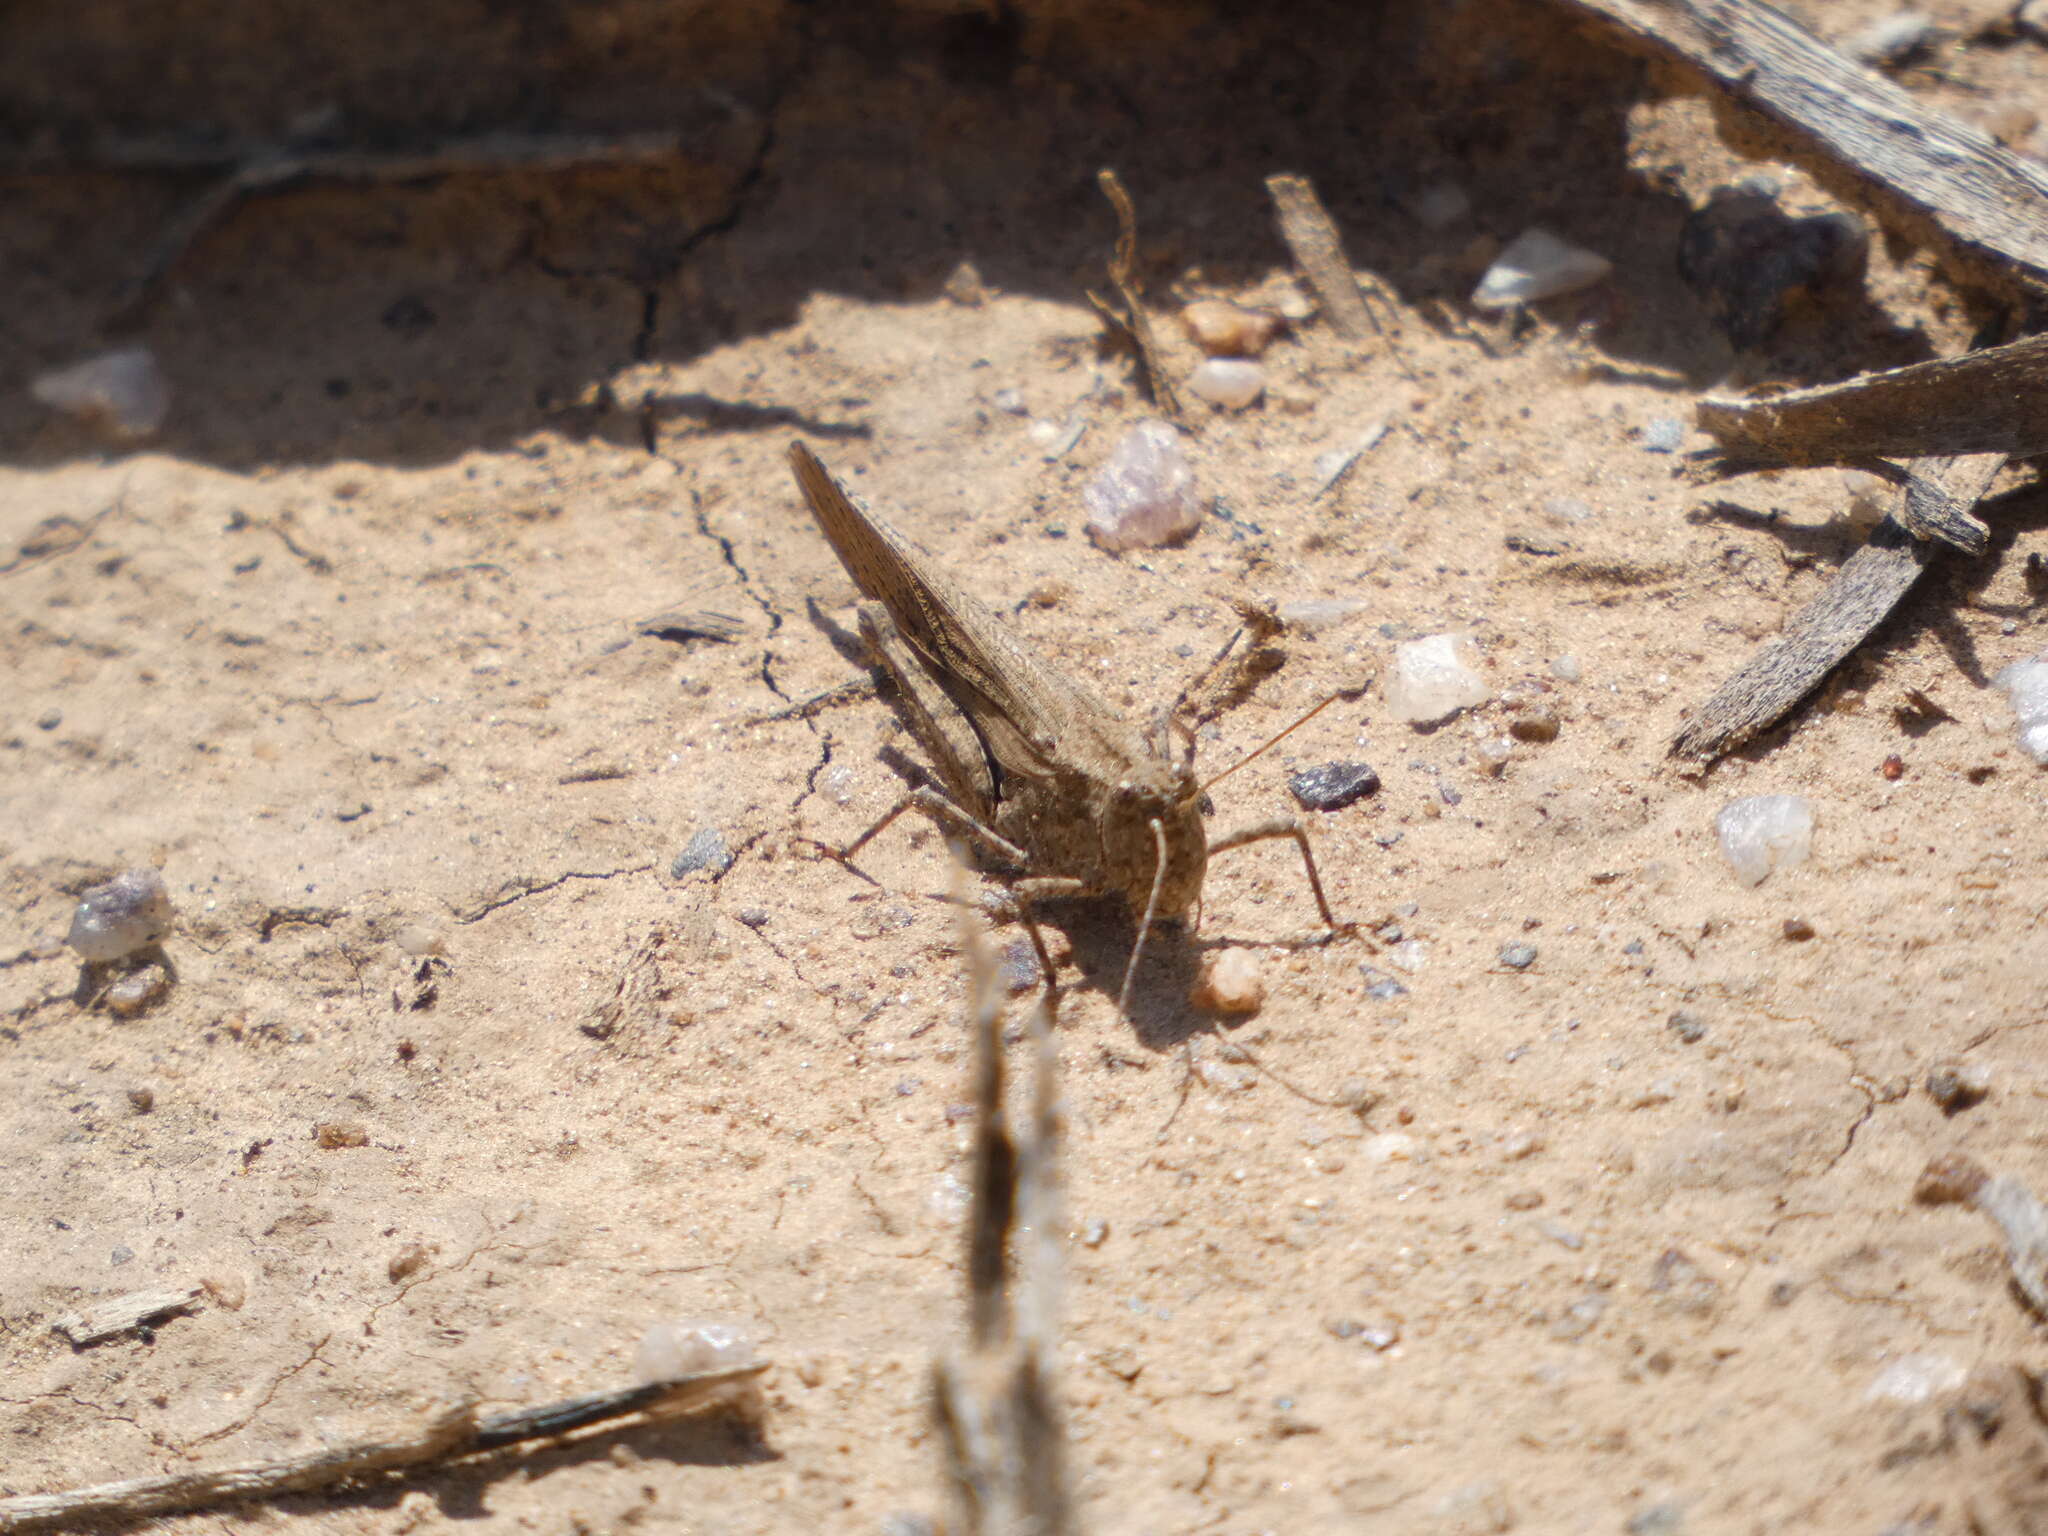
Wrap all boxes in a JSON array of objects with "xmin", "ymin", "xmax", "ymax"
[
  {"xmin": 1715, "ymin": 795, "xmax": 1815, "ymax": 887},
  {"xmin": 1179, "ymin": 299, "xmax": 1281, "ymax": 357},
  {"xmin": 31, "ymin": 346, "xmax": 170, "ymax": 438},
  {"xmin": 1083, "ymin": 420, "xmax": 1201, "ymax": 551},
  {"xmin": 1384, "ymin": 632, "xmax": 1489, "ymax": 724},
  {"xmin": 1993, "ymin": 651, "xmax": 2048, "ymax": 765},
  {"xmin": 1184, "ymin": 358, "xmax": 1264, "ymax": 410},
  {"xmin": 634, "ymin": 1319, "xmax": 756, "ymax": 1383},
  {"xmin": 1470, "ymin": 228, "xmax": 1613, "ymax": 309},
  {"xmin": 67, "ymin": 869, "xmax": 175, "ymax": 962}
]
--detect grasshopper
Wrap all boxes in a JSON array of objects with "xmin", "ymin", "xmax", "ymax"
[{"xmin": 787, "ymin": 441, "xmax": 1340, "ymax": 1007}]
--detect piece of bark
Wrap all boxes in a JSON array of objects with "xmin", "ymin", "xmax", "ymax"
[
  {"xmin": 1695, "ymin": 333, "xmax": 2048, "ymax": 470},
  {"xmin": 1550, "ymin": 0, "xmax": 2048, "ymax": 294},
  {"xmin": 0, "ymin": 1367, "xmax": 766, "ymax": 1534},
  {"xmin": 1265, "ymin": 174, "xmax": 1379, "ymax": 343},
  {"xmin": 50, "ymin": 1285, "xmax": 202, "ymax": 1347},
  {"xmin": 1672, "ymin": 451, "xmax": 2006, "ymax": 759}
]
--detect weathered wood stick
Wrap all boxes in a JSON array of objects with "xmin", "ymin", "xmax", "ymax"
[{"xmin": 1672, "ymin": 452, "xmax": 2006, "ymax": 759}]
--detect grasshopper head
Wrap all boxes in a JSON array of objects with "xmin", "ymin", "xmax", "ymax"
[{"xmin": 1102, "ymin": 760, "xmax": 1209, "ymax": 924}]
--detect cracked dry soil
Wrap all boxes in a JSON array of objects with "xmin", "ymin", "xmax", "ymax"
[{"xmin": 4, "ymin": 2, "xmax": 2048, "ymax": 1532}]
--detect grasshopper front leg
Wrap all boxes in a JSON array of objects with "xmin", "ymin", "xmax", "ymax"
[{"xmin": 1206, "ymin": 816, "xmax": 1342, "ymax": 933}]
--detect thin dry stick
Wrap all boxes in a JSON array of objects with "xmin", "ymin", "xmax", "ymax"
[
  {"xmin": 933, "ymin": 861, "xmax": 1074, "ymax": 1536},
  {"xmin": 1264, "ymin": 173, "xmax": 1414, "ymax": 382},
  {"xmin": 1671, "ymin": 451, "xmax": 2005, "ymax": 760},
  {"xmin": 0, "ymin": 1367, "xmax": 766, "ymax": 1534},
  {"xmin": 1090, "ymin": 169, "xmax": 1188, "ymax": 427}
]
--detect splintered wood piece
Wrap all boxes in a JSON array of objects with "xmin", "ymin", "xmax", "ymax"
[
  {"xmin": 1672, "ymin": 451, "xmax": 2007, "ymax": 760},
  {"xmin": 1091, "ymin": 169, "xmax": 1188, "ymax": 426},
  {"xmin": 1550, "ymin": 0, "xmax": 2048, "ymax": 291},
  {"xmin": 0, "ymin": 1367, "xmax": 767, "ymax": 1534},
  {"xmin": 50, "ymin": 1285, "xmax": 203, "ymax": 1347},
  {"xmin": 1695, "ymin": 333, "xmax": 2048, "ymax": 471},
  {"xmin": 1265, "ymin": 173, "xmax": 1376, "ymax": 343}
]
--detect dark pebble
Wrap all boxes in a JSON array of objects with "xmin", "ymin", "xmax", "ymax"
[
  {"xmin": 736, "ymin": 907, "xmax": 770, "ymax": 929},
  {"xmin": 1667, "ymin": 1009, "xmax": 1707, "ymax": 1044},
  {"xmin": 670, "ymin": 827, "xmax": 733, "ymax": 879},
  {"xmin": 1289, "ymin": 761, "xmax": 1381, "ymax": 812}
]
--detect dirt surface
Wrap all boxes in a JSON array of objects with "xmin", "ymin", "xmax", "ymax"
[{"xmin": 6, "ymin": 3, "xmax": 2048, "ymax": 1532}]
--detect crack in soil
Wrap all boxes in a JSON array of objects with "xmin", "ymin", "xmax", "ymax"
[{"xmin": 455, "ymin": 864, "xmax": 654, "ymax": 924}]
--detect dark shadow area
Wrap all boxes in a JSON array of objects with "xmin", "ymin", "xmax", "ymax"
[{"xmin": 0, "ymin": 0, "xmax": 1950, "ymax": 476}]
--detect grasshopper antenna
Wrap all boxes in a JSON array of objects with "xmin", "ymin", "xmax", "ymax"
[
  {"xmin": 1117, "ymin": 819, "xmax": 1171, "ymax": 1018},
  {"xmin": 1196, "ymin": 693, "xmax": 1340, "ymax": 797}
]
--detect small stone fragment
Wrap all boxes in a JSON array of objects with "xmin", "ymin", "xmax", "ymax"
[
  {"xmin": 31, "ymin": 346, "xmax": 171, "ymax": 438},
  {"xmin": 1080, "ymin": 1218, "xmax": 1110, "ymax": 1247},
  {"xmin": 635, "ymin": 1319, "xmax": 756, "ymax": 1383},
  {"xmin": 670, "ymin": 827, "xmax": 733, "ymax": 879},
  {"xmin": 1642, "ymin": 417, "xmax": 1686, "ymax": 454},
  {"xmin": 998, "ymin": 938, "xmax": 1042, "ymax": 993},
  {"xmin": 1385, "ymin": 633, "xmax": 1488, "ymax": 724},
  {"xmin": 1678, "ymin": 187, "xmax": 1868, "ymax": 351},
  {"xmin": 1715, "ymin": 795, "xmax": 1815, "ymax": 887},
  {"xmin": 105, "ymin": 964, "xmax": 170, "ymax": 1018},
  {"xmin": 1498, "ymin": 942, "xmax": 1537, "ymax": 970},
  {"xmin": 127, "ymin": 1087, "xmax": 154, "ymax": 1114},
  {"xmin": 201, "ymin": 1273, "xmax": 248, "ymax": 1311},
  {"xmin": 1408, "ymin": 182, "xmax": 1471, "ymax": 231},
  {"xmin": 1310, "ymin": 419, "xmax": 1390, "ymax": 498},
  {"xmin": 1179, "ymin": 299, "xmax": 1282, "ymax": 357},
  {"xmin": 942, "ymin": 260, "xmax": 990, "ymax": 306},
  {"xmin": 1190, "ymin": 948, "xmax": 1265, "ymax": 1014},
  {"xmin": 394, "ymin": 923, "xmax": 445, "ymax": 957},
  {"xmin": 67, "ymin": 869, "xmax": 175, "ymax": 963},
  {"xmin": 1184, "ymin": 358, "xmax": 1264, "ymax": 410},
  {"xmin": 1667, "ymin": 1009, "xmax": 1708, "ymax": 1044},
  {"xmin": 1550, "ymin": 654, "xmax": 1582, "ymax": 682},
  {"xmin": 1625, "ymin": 1502, "xmax": 1687, "ymax": 1536},
  {"xmin": 1277, "ymin": 597, "xmax": 1368, "ymax": 634},
  {"xmin": 388, "ymin": 1243, "xmax": 433, "ymax": 1282},
  {"xmin": 1508, "ymin": 707, "xmax": 1559, "ymax": 743},
  {"xmin": 1864, "ymin": 1352, "xmax": 1967, "ymax": 1404},
  {"xmin": 991, "ymin": 387, "xmax": 1028, "ymax": 416},
  {"xmin": 36, "ymin": 708, "xmax": 62, "ymax": 731},
  {"xmin": 1083, "ymin": 420, "xmax": 1201, "ymax": 552},
  {"xmin": 1991, "ymin": 649, "xmax": 2048, "ymax": 765},
  {"xmin": 1781, "ymin": 917, "xmax": 1816, "ymax": 941},
  {"xmin": 1926, "ymin": 1059, "xmax": 1992, "ymax": 1113},
  {"xmin": 1288, "ymin": 761, "xmax": 1381, "ymax": 811},
  {"xmin": 314, "ymin": 1120, "xmax": 370, "ymax": 1149},
  {"xmin": 1470, "ymin": 227, "xmax": 1613, "ymax": 309},
  {"xmin": 1846, "ymin": 11, "xmax": 1936, "ymax": 67}
]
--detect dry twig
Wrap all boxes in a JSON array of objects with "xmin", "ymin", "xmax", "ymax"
[
  {"xmin": 0, "ymin": 1367, "xmax": 765, "ymax": 1533},
  {"xmin": 1089, "ymin": 169, "xmax": 1187, "ymax": 426}
]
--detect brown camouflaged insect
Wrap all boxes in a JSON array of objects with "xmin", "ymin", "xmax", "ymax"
[{"xmin": 788, "ymin": 442, "xmax": 1342, "ymax": 1008}]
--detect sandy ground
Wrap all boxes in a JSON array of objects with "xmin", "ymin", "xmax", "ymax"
[{"xmin": 5, "ymin": 3, "xmax": 2048, "ymax": 1532}]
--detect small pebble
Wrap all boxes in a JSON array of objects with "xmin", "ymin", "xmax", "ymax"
[
  {"xmin": 1288, "ymin": 761, "xmax": 1381, "ymax": 811},
  {"xmin": 387, "ymin": 1244, "xmax": 432, "ymax": 1282},
  {"xmin": 1781, "ymin": 917, "xmax": 1816, "ymax": 941},
  {"xmin": 1080, "ymin": 1218, "xmax": 1110, "ymax": 1247},
  {"xmin": 1678, "ymin": 187, "xmax": 1867, "ymax": 350},
  {"xmin": 126, "ymin": 1087, "xmax": 154, "ymax": 1114},
  {"xmin": 1715, "ymin": 795, "xmax": 1815, "ymax": 887},
  {"xmin": 671, "ymin": 827, "xmax": 733, "ymax": 878},
  {"xmin": 1992, "ymin": 649, "xmax": 2048, "ymax": 765},
  {"xmin": 1880, "ymin": 754, "xmax": 1905, "ymax": 781},
  {"xmin": 1385, "ymin": 633, "xmax": 1488, "ymax": 724},
  {"xmin": 1864, "ymin": 1352, "xmax": 1966, "ymax": 1404},
  {"xmin": 67, "ymin": 870, "xmax": 175, "ymax": 964},
  {"xmin": 1362, "ymin": 1132, "xmax": 1417, "ymax": 1164},
  {"xmin": 105, "ymin": 964, "xmax": 170, "ymax": 1018},
  {"xmin": 998, "ymin": 938, "xmax": 1042, "ymax": 993},
  {"xmin": 1083, "ymin": 420, "xmax": 1201, "ymax": 552},
  {"xmin": 1625, "ymin": 1502, "xmax": 1687, "ymax": 1536},
  {"xmin": 1277, "ymin": 597, "xmax": 1368, "ymax": 634},
  {"xmin": 1503, "ymin": 1189, "xmax": 1543, "ymax": 1211},
  {"xmin": 314, "ymin": 1120, "xmax": 370, "ymax": 1149},
  {"xmin": 1179, "ymin": 299, "xmax": 1282, "ymax": 357},
  {"xmin": 35, "ymin": 708, "xmax": 62, "ymax": 731},
  {"xmin": 1926, "ymin": 1059, "xmax": 1992, "ymax": 1113},
  {"xmin": 737, "ymin": 907, "xmax": 770, "ymax": 929},
  {"xmin": 1667, "ymin": 1009, "xmax": 1708, "ymax": 1044},
  {"xmin": 1508, "ymin": 707, "xmax": 1559, "ymax": 743},
  {"xmin": 1408, "ymin": 182, "xmax": 1471, "ymax": 231},
  {"xmin": 634, "ymin": 1319, "xmax": 756, "ymax": 1383},
  {"xmin": 1847, "ymin": 10, "xmax": 1936, "ymax": 67},
  {"xmin": 201, "ymin": 1272, "xmax": 249, "ymax": 1310},
  {"xmin": 1498, "ymin": 942, "xmax": 1537, "ymax": 970},
  {"xmin": 1364, "ymin": 974, "xmax": 1408, "ymax": 1002},
  {"xmin": 394, "ymin": 923, "xmax": 445, "ymax": 957},
  {"xmin": 1642, "ymin": 417, "xmax": 1685, "ymax": 454},
  {"xmin": 1310, "ymin": 420, "xmax": 1390, "ymax": 498},
  {"xmin": 991, "ymin": 387, "xmax": 1028, "ymax": 416},
  {"xmin": 31, "ymin": 346, "xmax": 170, "ymax": 438},
  {"xmin": 1184, "ymin": 358, "xmax": 1264, "ymax": 410},
  {"xmin": 1189, "ymin": 948, "xmax": 1265, "ymax": 1014},
  {"xmin": 1550, "ymin": 654, "xmax": 1582, "ymax": 682},
  {"xmin": 110, "ymin": 1245, "xmax": 134, "ymax": 1268},
  {"xmin": 1470, "ymin": 227, "xmax": 1613, "ymax": 308}
]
